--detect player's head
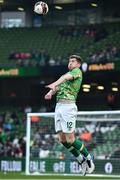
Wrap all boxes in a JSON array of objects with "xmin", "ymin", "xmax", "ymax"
[{"xmin": 68, "ymin": 55, "xmax": 82, "ymax": 70}]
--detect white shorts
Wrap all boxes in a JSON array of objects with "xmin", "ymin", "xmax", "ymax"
[{"xmin": 55, "ymin": 102, "xmax": 77, "ymax": 133}]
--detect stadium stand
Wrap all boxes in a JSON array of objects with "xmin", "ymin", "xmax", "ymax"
[{"xmin": 0, "ymin": 23, "xmax": 120, "ymax": 67}]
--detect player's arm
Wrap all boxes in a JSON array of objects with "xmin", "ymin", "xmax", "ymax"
[
  {"xmin": 44, "ymin": 87, "xmax": 58, "ymax": 100},
  {"xmin": 46, "ymin": 73, "xmax": 73, "ymax": 90}
]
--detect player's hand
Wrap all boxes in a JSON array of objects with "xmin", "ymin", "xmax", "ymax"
[{"xmin": 44, "ymin": 93, "xmax": 52, "ymax": 100}]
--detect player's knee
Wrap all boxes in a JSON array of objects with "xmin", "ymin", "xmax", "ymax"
[
  {"xmin": 66, "ymin": 138, "xmax": 74, "ymax": 144},
  {"xmin": 59, "ymin": 139, "xmax": 64, "ymax": 144},
  {"xmin": 66, "ymin": 135, "xmax": 75, "ymax": 144}
]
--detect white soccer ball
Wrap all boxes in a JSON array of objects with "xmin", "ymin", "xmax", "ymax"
[{"xmin": 34, "ymin": 1, "xmax": 49, "ymax": 15}]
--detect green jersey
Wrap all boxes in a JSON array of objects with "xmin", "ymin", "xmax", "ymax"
[{"xmin": 56, "ymin": 68, "xmax": 82, "ymax": 102}]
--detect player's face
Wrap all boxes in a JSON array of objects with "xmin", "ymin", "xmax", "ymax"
[{"xmin": 68, "ymin": 58, "xmax": 80, "ymax": 70}]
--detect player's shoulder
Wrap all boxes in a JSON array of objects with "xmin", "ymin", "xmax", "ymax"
[
  {"xmin": 71, "ymin": 67, "xmax": 82, "ymax": 73},
  {"xmin": 69, "ymin": 68, "xmax": 82, "ymax": 79}
]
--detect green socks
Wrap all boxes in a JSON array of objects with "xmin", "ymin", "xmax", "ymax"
[
  {"xmin": 62, "ymin": 139, "xmax": 89, "ymax": 158},
  {"xmin": 62, "ymin": 142, "xmax": 80, "ymax": 157},
  {"xmin": 72, "ymin": 139, "xmax": 89, "ymax": 157}
]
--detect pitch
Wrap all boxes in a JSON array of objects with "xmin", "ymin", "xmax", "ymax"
[{"xmin": 0, "ymin": 172, "xmax": 120, "ymax": 180}]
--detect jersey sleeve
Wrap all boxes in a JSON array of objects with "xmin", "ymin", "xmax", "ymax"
[{"xmin": 69, "ymin": 68, "xmax": 82, "ymax": 79}]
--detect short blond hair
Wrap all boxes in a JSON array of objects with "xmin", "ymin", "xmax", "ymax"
[{"xmin": 69, "ymin": 55, "xmax": 82, "ymax": 63}]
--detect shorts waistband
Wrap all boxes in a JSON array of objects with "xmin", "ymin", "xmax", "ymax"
[{"xmin": 57, "ymin": 99, "xmax": 75, "ymax": 104}]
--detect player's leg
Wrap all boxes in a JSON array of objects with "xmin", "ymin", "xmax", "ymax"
[
  {"xmin": 71, "ymin": 139, "xmax": 95, "ymax": 173},
  {"xmin": 60, "ymin": 103, "xmax": 95, "ymax": 174},
  {"xmin": 59, "ymin": 132, "xmax": 83, "ymax": 162},
  {"xmin": 60, "ymin": 103, "xmax": 93, "ymax": 160},
  {"xmin": 58, "ymin": 104, "xmax": 85, "ymax": 164},
  {"xmin": 54, "ymin": 103, "xmax": 81, "ymax": 157},
  {"xmin": 58, "ymin": 132, "xmax": 87, "ymax": 176},
  {"xmin": 55, "ymin": 103, "xmax": 94, "ymax": 174}
]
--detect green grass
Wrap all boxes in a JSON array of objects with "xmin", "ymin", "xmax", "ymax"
[{"xmin": 0, "ymin": 172, "xmax": 119, "ymax": 180}]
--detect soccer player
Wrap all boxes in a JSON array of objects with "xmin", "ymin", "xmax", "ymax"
[{"xmin": 44, "ymin": 55, "xmax": 95, "ymax": 175}]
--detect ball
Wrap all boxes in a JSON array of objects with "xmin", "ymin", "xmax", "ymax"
[{"xmin": 34, "ymin": 1, "xmax": 49, "ymax": 15}]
